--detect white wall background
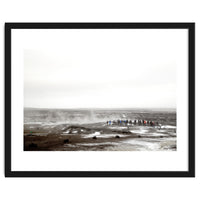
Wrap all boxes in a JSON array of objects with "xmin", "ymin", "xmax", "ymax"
[{"xmin": 0, "ymin": 1, "xmax": 199, "ymax": 200}]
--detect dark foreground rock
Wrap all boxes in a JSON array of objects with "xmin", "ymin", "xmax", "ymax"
[{"xmin": 29, "ymin": 143, "xmax": 38, "ymax": 148}]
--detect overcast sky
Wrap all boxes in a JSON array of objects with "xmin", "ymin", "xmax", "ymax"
[{"xmin": 24, "ymin": 29, "xmax": 187, "ymax": 109}]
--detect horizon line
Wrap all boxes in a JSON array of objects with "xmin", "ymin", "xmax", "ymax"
[{"xmin": 24, "ymin": 107, "xmax": 176, "ymax": 110}]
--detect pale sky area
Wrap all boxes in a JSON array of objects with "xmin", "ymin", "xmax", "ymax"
[{"xmin": 24, "ymin": 29, "xmax": 187, "ymax": 109}]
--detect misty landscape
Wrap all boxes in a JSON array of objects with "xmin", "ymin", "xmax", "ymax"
[
  {"xmin": 23, "ymin": 29, "xmax": 179, "ymax": 152},
  {"xmin": 24, "ymin": 108, "xmax": 176, "ymax": 151}
]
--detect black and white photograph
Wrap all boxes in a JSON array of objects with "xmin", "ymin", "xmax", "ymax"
[{"xmin": 23, "ymin": 28, "xmax": 177, "ymax": 151}]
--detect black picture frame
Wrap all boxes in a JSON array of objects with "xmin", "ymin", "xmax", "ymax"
[{"xmin": 5, "ymin": 23, "xmax": 195, "ymax": 177}]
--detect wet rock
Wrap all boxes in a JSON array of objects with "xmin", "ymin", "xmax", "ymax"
[
  {"xmin": 122, "ymin": 131, "xmax": 130, "ymax": 134},
  {"xmin": 27, "ymin": 134, "xmax": 34, "ymax": 136},
  {"xmin": 93, "ymin": 136, "xmax": 97, "ymax": 139},
  {"xmin": 29, "ymin": 143, "xmax": 38, "ymax": 148},
  {"xmin": 115, "ymin": 135, "xmax": 120, "ymax": 138},
  {"xmin": 64, "ymin": 139, "xmax": 69, "ymax": 143},
  {"xmin": 171, "ymin": 145, "xmax": 176, "ymax": 150},
  {"xmin": 138, "ymin": 135, "xmax": 142, "ymax": 138}
]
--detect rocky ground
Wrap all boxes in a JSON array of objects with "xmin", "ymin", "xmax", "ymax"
[{"xmin": 24, "ymin": 122, "xmax": 176, "ymax": 151}]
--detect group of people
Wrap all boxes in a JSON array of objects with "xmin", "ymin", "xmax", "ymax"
[{"xmin": 106, "ymin": 119, "xmax": 158, "ymax": 126}]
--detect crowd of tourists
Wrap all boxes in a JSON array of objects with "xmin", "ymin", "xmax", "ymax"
[{"xmin": 106, "ymin": 119, "xmax": 159, "ymax": 126}]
